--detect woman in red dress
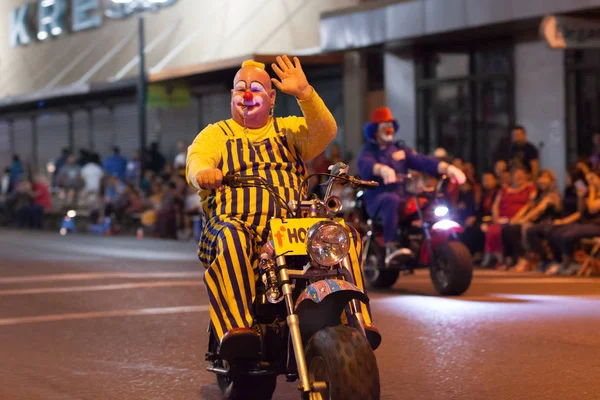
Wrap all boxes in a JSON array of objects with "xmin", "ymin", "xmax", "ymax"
[{"xmin": 481, "ymin": 166, "xmax": 535, "ymax": 268}]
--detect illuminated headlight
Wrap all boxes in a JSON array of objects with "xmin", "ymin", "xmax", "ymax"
[
  {"xmin": 306, "ymin": 221, "xmax": 350, "ymax": 266},
  {"xmin": 434, "ymin": 206, "xmax": 449, "ymax": 217}
]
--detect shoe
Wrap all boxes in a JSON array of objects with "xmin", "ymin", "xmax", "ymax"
[
  {"xmin": 560, "ymin": 263, "xmax": 581, "ymax": 276},
  {"xmin": 364, "ymin": 324, "xmax": 382, "ymax": 351},
  {"xmin": 480, "ymin": 253, "xmax": 498, "ymax": 269},
  {"xmin": 544, "ymin": 263, "xmax": 561, "ymax": 275},
  {"xmin": 218, "ymin": 327, "xmax": 261, "ymax": 363},
  {"xmin": 512, "ymin": 258, "xmax": 530, "ymax": 272}
]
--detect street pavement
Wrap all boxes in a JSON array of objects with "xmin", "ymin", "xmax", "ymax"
[{"xmin": 0, "ymin": 229, "xmax": 598, "ymax": 400}]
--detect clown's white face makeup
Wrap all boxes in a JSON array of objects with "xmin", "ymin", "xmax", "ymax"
[
  {"xmin": 376, "ymin": 121, "xmax": 395, "ymax": 145},
  {"xmin": 231, "ymin": 66, "xmax": 275, "ymax": 129}
]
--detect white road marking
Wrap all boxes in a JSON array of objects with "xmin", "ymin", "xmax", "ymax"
[
  {"xmin": 0, "ymin": 281, "xmax": 204, "ymax": 296},
  {"xmin": 0, "ymin": 305, "xmax": 210, "ymax": 326},
  {"xmin": 0, "ymin": 271, "xmax": 204, "ymax": 284}
]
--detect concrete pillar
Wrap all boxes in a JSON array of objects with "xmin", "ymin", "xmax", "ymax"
[
  {"xmin": 514, "ymin": 39, "xmax": 566, "ymax": 189},
  {"xmin": 384, "ymin": 50, "xmax": 416, "ymax": 149},
  {"xmin": 343, "ymin": 51, "xmax": 367, "ymax": 173}
]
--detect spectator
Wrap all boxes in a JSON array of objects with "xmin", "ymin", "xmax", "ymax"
[
  {"xmin": 590, "ymin": 133, "xmax": 600, "ymax": 172},
  {"xmin": 53, "ymin": 148, "xmax": 70, "ymax": 187},
  {"xmin": 125, "ymin": 150, "xmax": 141, "ymax": 184},
  {"xmin": 148, "ymin": 142, "xmax": 166, "ymax": 174},
  {"xmin": 103, "ymin": 147, "xmax": 127, "ymax": 180},
  {"xmin": 57, "ymin": 155, "xmax": 81, "ymax": 205},
  {"xmin": 527, "ymin": 171, "xmax": 600, "ymax": 275},
  {"xmin": 1, "ymin": 167, "xmax": 10, "ymax": 197},
  {"xmin": 500, "ymin": 169, "xmax": 562, "ymax": 271},
  {"xmin": 30, "ymin": 175, "xmax": 52, "ymax": 229},
  {"xmin": 329, "ymin": 142, "xmax": 343, "ymax": 165},
  {"xmin": 173, "ymin": 141, "xmax": 187, "ymax": 171},
  {"xmin": 495, "ymin": 160, "xmax": 511, "ymax": 186},
  {"xmin": 77, "ymin": 149, "xmax": 91, "ymax": 166},
  {"xmin": 103, "ymin": 175, "xmax": 126, "ymax": 218},
  {"xmin": 183, "ymin": 184, "xmax": 201, "ymax": 239},
  {"xmin": 9, "ymin": 179, "xmax": 33, "ymax": 228},
  {"xmin": 81, "ymin": 153, "xmax": 104, "ymax": 194},
  {"xmin": 9, "ymin": 154, "xmax": 24, "ymax": 192},
  {"xmin": 481, "ymin": 166, "xmax": 535, "ymax": 269},
  {"xmin": 563, "ymin": 163, "xmax": 588, "ymax": 216},
  {"xmin": 508, "ymin": 125, "xmax": 539, "ymax": 180},
  {"xmin": 432, "ymin": 148, "xmax": 450, "ymax": 163},
  {"xmin": 462, "ymin": 171, "xmax": 499, "ymax": 262}
]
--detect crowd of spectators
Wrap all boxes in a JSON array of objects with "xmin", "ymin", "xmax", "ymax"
[{"xmin": 2, "ymin": 125, "xmax": 600, "ymax": 276}]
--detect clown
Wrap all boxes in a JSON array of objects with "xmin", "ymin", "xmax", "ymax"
[
  {"xmin": 186, "ymin": 56, "xmax": 377, "ymax": 361},
  {"xmin": 357, "ymin": 107, "xmax": 466, "ymax": 262}
]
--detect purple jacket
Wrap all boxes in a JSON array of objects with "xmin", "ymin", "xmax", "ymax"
[{"xmin": 357, "ymin": 140, "xmax": 440, "ymax": 202}]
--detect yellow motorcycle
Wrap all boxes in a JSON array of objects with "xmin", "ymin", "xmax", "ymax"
[{"xmin": 206, "ymin": 164, "xmax": 381, "ymax": 400}]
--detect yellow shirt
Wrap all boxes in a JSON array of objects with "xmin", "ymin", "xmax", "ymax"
[{"xmin": 186, "ymin": 88, "xmax": 337, "ymax": 199}]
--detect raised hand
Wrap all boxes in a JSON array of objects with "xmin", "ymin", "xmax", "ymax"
[{"xmin": 271, "ymin": 55, "xmax": 313, "ymax": 100}]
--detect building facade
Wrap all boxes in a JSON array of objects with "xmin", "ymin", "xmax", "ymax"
[{"xmin": 0, "ymin": 0, "xmax": 363, "ymax": 170}]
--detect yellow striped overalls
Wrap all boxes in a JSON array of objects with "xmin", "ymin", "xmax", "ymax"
[{"xmin": 199, "ymin": 119, "xmax": 372, "ymax": 340}]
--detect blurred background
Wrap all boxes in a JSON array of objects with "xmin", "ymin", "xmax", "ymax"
[{"xmin": 0, "ymin": 0, "xmax": 598, "ymax": 235}]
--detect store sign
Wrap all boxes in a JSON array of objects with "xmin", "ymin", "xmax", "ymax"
[
  {"xmin": 148, "ymin": 83, "xmax": 191, "ymax": 109},
  {"xmin": 540, "ymin": 15, "xmax": 600, "ymax": 49},
  {"xmin": 9, "ymin": 0, "xmax": 177, "ymax": 48}
]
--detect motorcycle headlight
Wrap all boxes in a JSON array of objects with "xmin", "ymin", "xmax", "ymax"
[
  {"xmin": 306, "ymin": 221, "xmax": 350, "ymax": 266},
  {"xmin": 434, "ymin": 206, "xmax": 449, "ymax": 217}
]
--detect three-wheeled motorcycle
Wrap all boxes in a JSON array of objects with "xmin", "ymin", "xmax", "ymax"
[
  {"xmin": 206, "ymin": 163, "xmax": 381, "ymax": 400},
  {"xmin": 347, "ymin": 174, "xmax": 473, "ymax": 296}
]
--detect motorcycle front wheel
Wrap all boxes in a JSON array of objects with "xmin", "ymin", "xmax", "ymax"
[
  {"xmin": 305, "ymin": 325, "xmax": 380, "ymax": 400},
  {"xmin": 429, "ymin": 241, "xmax": 473, "ymax": 296}
]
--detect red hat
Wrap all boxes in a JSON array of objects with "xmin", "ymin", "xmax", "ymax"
[{"xmin": 370, "ymin": 107, "xmax": 396, "ymax": 124}]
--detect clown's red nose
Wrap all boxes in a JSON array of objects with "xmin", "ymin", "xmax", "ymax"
[
  {"xmin": 243, "ymin": 91, "xmax": 253, "ymax": 101},
  {"xmin": 385, "ymin": 128, "xmax": 395, "ymax": 134}
]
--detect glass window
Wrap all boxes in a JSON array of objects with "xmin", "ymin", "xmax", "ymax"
[
  {"xmin": 475, "ymin": 79, "xmax": 512, "ymax": 169},
  {"xmin": 417, "ymin": 45, "xmax": 514, "ymax": 173},
  {"xmin": 473, "ymin": 48, "xmax": 511, "ymax": 75},
  {"xmin": 428, "ymin": 53, "xmax": 469, "ymax": 79},
  {"xmin": 424, "ymin": 83, "xmax": 472, "ymax": 161},
  {"xmin": 566, "ymin": 50, "xmax": 600, "ymax": 167}
]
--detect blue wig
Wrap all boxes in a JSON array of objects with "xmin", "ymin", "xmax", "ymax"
[{"xmin": 363, "ymin": 121, "xmax": 399, "ymax": 141}]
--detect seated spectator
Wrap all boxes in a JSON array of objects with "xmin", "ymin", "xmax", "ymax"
[
  {"xmin": 103, "ymin": 175, "xmax": 126, "ymax": 219},
  {"xmin": 125, "ymin": 150, "xmax": 141, "ymax": 184},
  {"xmin": 500, "ymin": 169, "xmax": 562, "ymax": 271},
  {"xmin": 495, "ymin": 160, "xmax": 511, "ymax": 186},
  {"xmin": 527, "ymin": 171, "xmax": 600, "ymax": 275},
  {"xmin": 462, "ymin": 171, "xmax": 499, "ymax": 262},
  {"xmin": 8, "ymin": 179, "xmax": 34, "ymax": 228},
  {"xmin": 57, "ymin": 155, "xmax": 82, "ymax": 205},
  {"xmin": 80, "ymin": 153, "xmax": 104, "ymax": 206},
  {"xmin": 183, "ymin": 185, "xmax": 201, "ymax": 239},
  {"xmin": 481, "ymin": 166, "xmax": 535, "ymax": 269},
  {"xmin": 30, "ymin": 175, "xmax": 52, "ymax": 229}
]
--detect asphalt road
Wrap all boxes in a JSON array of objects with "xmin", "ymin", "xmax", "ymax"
[{"xmin": 0, "ymin": 229, "xmax": 598, "ymax": 400}]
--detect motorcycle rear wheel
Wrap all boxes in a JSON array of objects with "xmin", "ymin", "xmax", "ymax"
[
  {"xmin": 305, "ymin": 325, "xmax": 380, "ymax": 400},
  {"xmin": 217, "ymin": 373, "xmax": 277, "ymax": 400}
]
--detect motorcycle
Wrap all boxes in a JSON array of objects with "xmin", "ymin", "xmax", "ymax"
[
  {"xmin": 206, "ymin": 163, "xmax": 381, "ymax": 400},
  {"xmin": 347, "ymin": 173, "xmax": 473, "ymax": 296}
]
